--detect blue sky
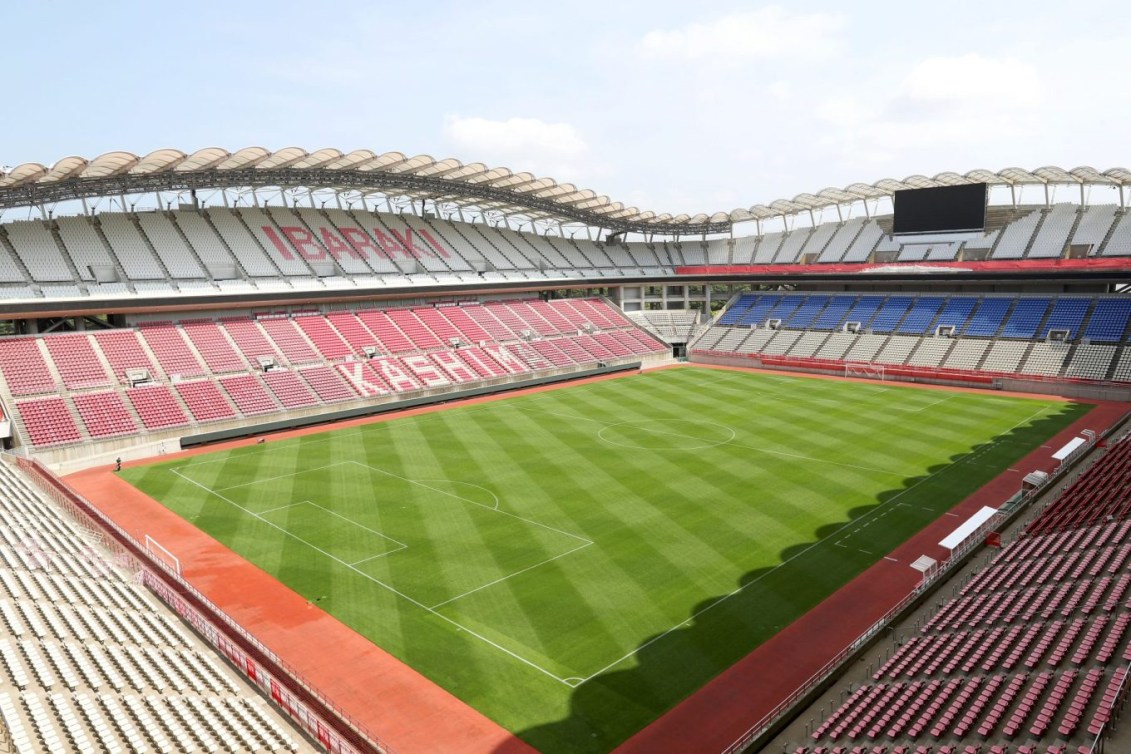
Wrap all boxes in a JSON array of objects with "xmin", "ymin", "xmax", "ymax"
[{"xmin": 2, "ymin": 1, "xmax": 1127, "ymax": 217}]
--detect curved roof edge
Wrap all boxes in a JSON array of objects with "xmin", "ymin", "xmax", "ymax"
[
  {"xmin": 0, "ymin": 147, "xmax": 729, "ymax": 236},
  {"xmin": 1, "ymin": 149, "xmax": 1129, "ymax": 236}
]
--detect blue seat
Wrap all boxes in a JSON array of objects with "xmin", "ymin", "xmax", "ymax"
[
  {"xmin": 1083, "ymin": 299, "xmax": 1131, "ymax": 342},
  {"xmin": 934, "ymin": 298, "xmax": 977, "ymax": 332},
  {"xmin": 784, "ymin": 295, "xmax": 830, "ymax": 329},
  {"xmin": 962, "ymin": 298, "xmax": 1014, "ymax": 337},
  {"xmin": 1000, "ymin": 298, "xmax": 1052, "ymax": 339},
  {"xmin": 842, "ymin": 296, "xmax": 885, "ymax": 329},
  {"xmin": 766, "ymin": 295, "xmax": 804, "ymax": 323},
  {"xmin": 737, "ymin": 294, "xmax": 784, "ymax": 326},
  {"xmin": 870, "ymin": 297, "xmax": 913, "ymax": 334},
  {"xmin": 718, "ymin": 294, "xmax": 759, "ymax": 325},
  {"xmin": 811, "ymin": 296, "xmax": 857, "ymax": 330},
  {"xmin": 1040, "ymin": 299, "xmax": 1090, "ymax": 340},
  {"xmin": 896, "ymin": 297, "xmax": 945, "ymax": 334}
]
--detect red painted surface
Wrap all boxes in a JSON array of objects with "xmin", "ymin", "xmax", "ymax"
[
  {"xmin": 262, "ymin": 222, "xmax": 450, "ymax": 263},
  {"xmin": 62, "ymin": 365, "xmax": 1127, "ymax": 753},
  {"xmin": 617, "ymin": 368, "xmax": 1128, "ymax": 754},
  {"xmin": 66, "ymin": 371, "xmax": 646, "ymax": 754},
  {"xmin": 677, "ymin": 256, "xmax": 1131, "ymax": 277}
]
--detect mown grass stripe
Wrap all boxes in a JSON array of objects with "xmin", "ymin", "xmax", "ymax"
[{"xmin": 121, "ymin": 369, "xmax": 1087, "ymax": 754}]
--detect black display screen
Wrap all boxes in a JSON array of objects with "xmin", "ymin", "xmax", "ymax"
[{"xmin": 893, "ymin": 183, "xmax": 987, "ymax": 235}]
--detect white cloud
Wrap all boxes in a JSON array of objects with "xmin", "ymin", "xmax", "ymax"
[
  {"xmin": 902, "ymin": 54, "xmax": 1042, "ymax": 106},
  {"xmin": 636, "ymin": 6, "xmax": 845, "ymax": 64},
  {"xmin": 442, "ymin": 116, "xmax": 590, "ymax": 179},
  {"xmin": 766, "ymin": 81, "xmax": 793, "ymax": 100},
  {"xmin": 810, "ymin": 53, "xmax": 1047, "ymax": 175}
]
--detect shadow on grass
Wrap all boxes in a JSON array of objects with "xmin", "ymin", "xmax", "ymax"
[{"xmin": 497, "ymin": 401, "xmax": 1093, "ymax": 754}]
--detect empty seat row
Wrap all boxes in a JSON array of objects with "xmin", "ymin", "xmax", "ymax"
[
  {"xmin": 800, "ymin": 435, "xmax": 1131, "ymax": 753},
  {"xmin": 0, "ymin": 460, "xmax": 303, "ymax": 751}
]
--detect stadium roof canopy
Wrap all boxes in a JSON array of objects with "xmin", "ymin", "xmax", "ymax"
[{"xmin": 0, "ymin": 148, "xmax": 1129, "ymax": 236}]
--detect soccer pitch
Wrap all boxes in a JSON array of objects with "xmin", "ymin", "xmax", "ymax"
[{"xmin": 120, "ymin": 368, "xmax": 1088, "ymax": 752}]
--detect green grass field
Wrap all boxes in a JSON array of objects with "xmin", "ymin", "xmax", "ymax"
[{"xmin": 120, "ymin": 368, "xmax": 1088, "ymax": 753}]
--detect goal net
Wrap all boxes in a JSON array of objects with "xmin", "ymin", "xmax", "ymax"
[
  {"xmin": 844, "ymin": 362, "xmax": 885, "ymax": 381},
  {"xmin": 145, "ymin": 535, "xmax": 182, "ymax": 576}
]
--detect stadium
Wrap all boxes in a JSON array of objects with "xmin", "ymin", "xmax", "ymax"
[{"xmin": 0, "ymin": 146, "xmax": 1128, "ymax": 754}]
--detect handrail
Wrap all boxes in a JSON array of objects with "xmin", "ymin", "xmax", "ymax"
[
  {"xmin": 691, "ymin": 348, "xmax": 1131, "ymax": 392},
  {"xmin": 720, "ymin": 562, "xmax": 946, "ymax": 753},
  {"xmin": 7, "ymin": 454, "xmax": 392, "ymax": 754},
  {"xmin": 721, "ymin": 412, "xmax": 1131, "ymax": 753}
]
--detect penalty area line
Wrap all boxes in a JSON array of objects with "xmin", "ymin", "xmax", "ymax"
[
  {"xmin": 168, "ymin": 467, "xmax": 578, "ymax": 688},
  {"xmin": 429, "ymin": 540, "xmax": 594, "ymax": 610}
]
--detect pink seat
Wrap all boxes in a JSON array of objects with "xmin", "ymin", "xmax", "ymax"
[
  {"xmin": 16, "ymin": 397, "xmax": 81, "ymax": 447},
  {"xmin": 73, "ymin": 391, "xmax": 139, "ymax": 438},
  {"xmin": 174, "ymin": 381, "xmax": 236, "ymax": 422}
]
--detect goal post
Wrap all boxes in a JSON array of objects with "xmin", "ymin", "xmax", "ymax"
[
  {"xmin": 145, "ymin": 535, "xmax": 182, "ymax": 576},
  {"xmin": 844, "ymin": 362, "xmax": 885, "ymax": 381}
]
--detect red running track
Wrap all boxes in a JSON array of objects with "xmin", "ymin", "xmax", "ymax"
[
  {"xmin": 63, "ymin": 365, "xmax": 1127, "ymax": 753},
  {"xmin": 616, "ymin": 369, "xmax": 1128, "ymax": 754}
]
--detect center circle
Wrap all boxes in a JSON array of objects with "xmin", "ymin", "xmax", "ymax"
[{"xmin": 597, "ymin": 419, "xmax": 736, "ymax": 450}]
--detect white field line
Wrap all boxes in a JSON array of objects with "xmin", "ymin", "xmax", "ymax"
[
  {"xmin": 257, "ymin": 499, "xmax": 409, "ymax": 562},
  {"xmin": 169, "ymin": 467, "xmax": 578, "ymax": 687},
  {"xmin": 572, "ymin": 471, "xmax": 938, "ymax": 684},
  {"xmin": 724, "ymin": 440, "xmax": 906, "ymax": 477},
  {"xmin": 623, "ymin": 421, "xmax": 906, "ymax": 477},
  {"xmin": 513, "ymin": 406, "xmax": 609, "ymax": 425},
  {"xmin": 522, "ymin": 403, "xmax": 907, "ymax": 476},
  {"xmin": 429, "ymin": 541, "xmax": 594, "ymax": 610},
  {"xmin": 351, "ymin": 550, "xmax": 407, "ymax": 566},
  {"xmin": 174, "ymin": 403, "xmax": 506, "ymax": 469},
  {"xmin": 827, "ymin": 405, "xmax": 1052, "ymax": 551},
  {"xmin": 414, "ymin": 479, "xmax": 501, "ymax": 510},
  {"xmin": 345, "ymin": 461, "xmax": 592, "ymax": 546},
  {"xmin": 258, "ymin": 501, "xmax": 310, "ymax": 516},
  {"xmin": 888, "ymin": 394, "xmax": 956, "ymax": 414},
  {"xmin": 261, "ymin": 500, "xmax": 410, "ymax": 560},
  {"xmin": 212, "ymin": 462, "xmax": 352, "ymax": 492},
  {"xmin": 570, "ymin": 403, "xmax": 1056, "ymax": 685},
  {"xmin": 170, "ymin": 384, "xmax": 1057, "ymax": 687},
  {"xmin": 175, "ymin": 438, "xmax": 364, "ymax": 469}
]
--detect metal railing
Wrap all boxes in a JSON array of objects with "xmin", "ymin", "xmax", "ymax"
[
  {"xmin": 6, "ymin": 454, "xmax": 392, "ymax": 754},
  {"xmin": 722, "ymin": 411, "xmax": 1131, "ymax": 753}
]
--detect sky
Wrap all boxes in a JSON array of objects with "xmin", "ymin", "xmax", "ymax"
[{"xmin": 2, "ymin": 0, "xmax": 1128, "ymax": 219}]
